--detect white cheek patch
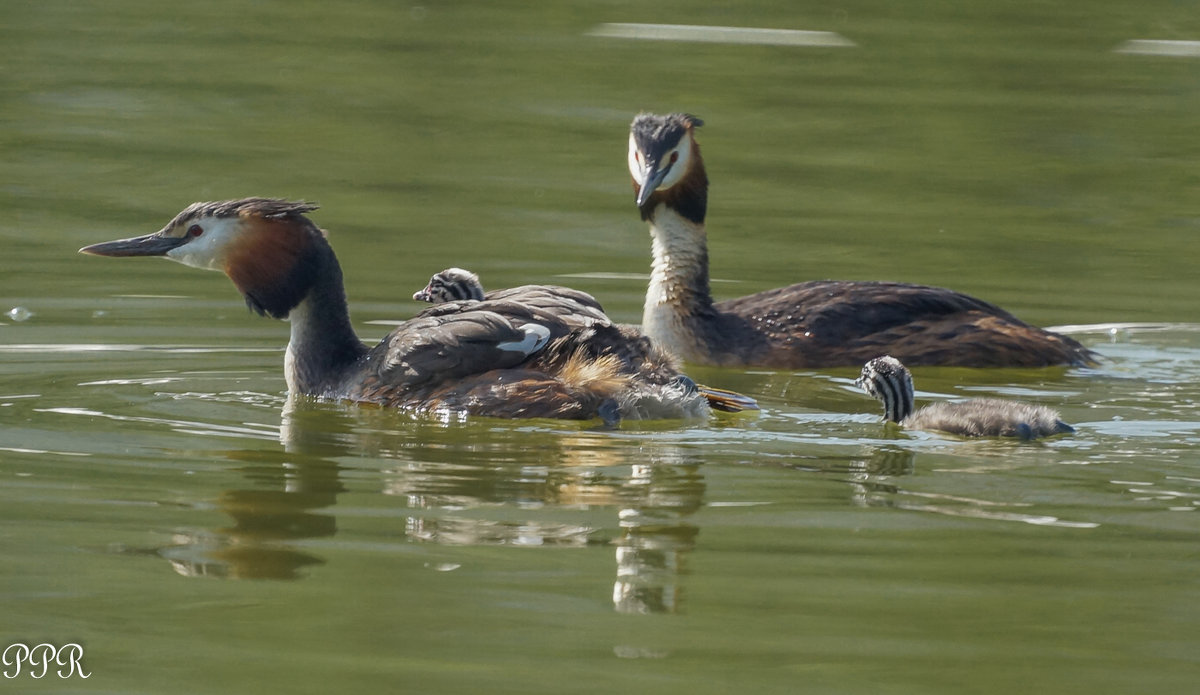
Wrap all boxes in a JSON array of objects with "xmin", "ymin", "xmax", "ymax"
[
  {"xmin": 658, "ymin": 136, "xmax": 691, "ymax": 190},
  {"xmin": 165, "ymin": 217, "xmax": 241, "ymax": 271},
  {"xmin": 166, "ymin": 244, "xmax": 220, "ymax": 270},
  {"xmin": 628, "ymin": 134, "xmax": 645, "ymax": 186}
]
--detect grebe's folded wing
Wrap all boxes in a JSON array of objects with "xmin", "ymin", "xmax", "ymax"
[
  {"xmin": 483, "ymin": 285, "xmax": 608, "ymax": 325},
  {"xmin": 373, "ymin": 309, "xmax": 554, "ymax": 386}
]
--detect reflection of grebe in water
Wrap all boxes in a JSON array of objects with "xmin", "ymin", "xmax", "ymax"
[
  {"xmin": 151, "ymin": 395, "xmax": 707, "ymax": 605},
  {"xmin": 374, "ymin": 428, "xmax": 704, "ymax": 614},
  {"xmin": 158, "ymin": 402, "xmax": 345, "ymax": 580},
  {"xmin": 611, "ymin": 457, "xmax": 704, "ymax": 615}
]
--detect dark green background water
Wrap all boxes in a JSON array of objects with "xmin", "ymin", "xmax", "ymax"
[{"xmin": 2, "ymin": 1, "xmax": 1198, "ymax": 693}]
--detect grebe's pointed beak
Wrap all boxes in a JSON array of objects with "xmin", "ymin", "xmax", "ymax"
[
  {"xmin": 635, "ymin": 160, "xmax": 669, "ymax": 208},
  {"xmin": 79, "ymin": 231, "xmax": 188, "ymax": 257},
  {"xmin": 696, "ymin": 384, "xmax": 760, "ymax": 413}
]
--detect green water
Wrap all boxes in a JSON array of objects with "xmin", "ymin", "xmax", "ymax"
[{"xmin": 2, "ymin": 1, "xmax": 1199, "ymax": 693}]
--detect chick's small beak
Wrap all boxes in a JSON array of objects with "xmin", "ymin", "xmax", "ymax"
[
  {"xmin": 79, "ymin": 231, "xmax": 188, "ymax": 257},
  {"xmin": 412, "ymin": 286, "xmax": 432, "ymax": 302}
]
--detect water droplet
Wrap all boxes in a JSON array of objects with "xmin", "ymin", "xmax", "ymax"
[{"xmin": 7, "ymin": 306, "xmax": 33, "ymax": 322}]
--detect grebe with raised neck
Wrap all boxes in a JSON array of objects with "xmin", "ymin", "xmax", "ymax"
[{"xmin": 629, "ymin": 112, "xmax": 1095, "ymax": 369}]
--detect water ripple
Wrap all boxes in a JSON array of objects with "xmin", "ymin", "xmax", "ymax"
[{"xmin": 38, "ymin": 406, "xmax": 280, "ymax": 441}]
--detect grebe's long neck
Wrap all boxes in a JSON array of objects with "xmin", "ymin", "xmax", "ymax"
[
  {"xmin": 282, "ymin": 241, "xmax": 368, "ymax": 397},
  {"xmin": 640, "ymin": 160, "xmax": 717, "ymax": 362},
  {"xmin": 644, "ymin": 205, "xmax": 714, "ymax": 318}
]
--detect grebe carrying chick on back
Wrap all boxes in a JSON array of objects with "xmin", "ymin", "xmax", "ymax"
[
  {"xmin": 79, "ymin": 198, "xmax": 754, "ymax": 424},
  {"xmin": 411, "ymin": 266, "xmax": 757, "ymax": 413}
]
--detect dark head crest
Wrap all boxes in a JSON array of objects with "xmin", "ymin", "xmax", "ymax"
[
  {"xmin": 630, "ymin": 113, "xmax": 703, "ymax": 155},
  {"xmin": 166, "ymin": 198, "xmax": 319, "ymax": 229}
]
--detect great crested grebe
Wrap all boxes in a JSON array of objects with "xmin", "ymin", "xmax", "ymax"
[
  {"xmin": 79, "ymin": 198, "xmax": 751, "ymax": 423},
  {"xmin": 628, "ymin": 112, "xmax": 1096, "ymax": 369},
  {"xmin": 411, "ymin": 267, "xmax": 758, "ymax": 413},
  {"xmin": 855, "ymin": 356, "xmax": 1074, "ymax": 439}
]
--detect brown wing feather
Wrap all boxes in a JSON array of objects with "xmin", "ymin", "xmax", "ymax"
[
  {"xmin": 415, "ymin": 369, "xmax": 609, "ymax": 420},
  {"xmin": 338, "ymin": 284, "xmax": 730, "ymax": 420},
  {"xmin": 712, "ymin": 281, "xmax": 1093, "ymax": 368},
  {"xmin": 343, "ymin": 286, "xmax": 620, "ymax": 409},
  {"xmin": 483, "ymin": 285, "xmax": 609, "ymax": 327},
  {"xmin": 370, "ymin": 311, "xmax": 538, "ymax": 386}
]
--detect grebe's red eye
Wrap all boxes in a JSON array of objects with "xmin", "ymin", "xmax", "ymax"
[
  {"xmin": 187, "ymin": 224, "xmax": 203, "ymax": 237},
  {"xmin": 669, "ymin": 151, "xmax": 679, "ymax": 164}
]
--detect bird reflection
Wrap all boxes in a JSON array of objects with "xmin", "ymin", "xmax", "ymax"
[
  {"xmin": 156, "ymin": 397, "xmax": 706, "ymax": 612},
  {"xmin": 843, "ymin": 446, "xmax": 917, "ymax": 509},
  {"xmin": 611, "ymin": 458, "xmax": 703, "ymax": 614},
  {"xmin": 158, "ymin": 407, "xmax": 346, "ymax": 579},
  {"xmin": 377, "ymin": 430, "xmax": 706, "ymax": 614}
]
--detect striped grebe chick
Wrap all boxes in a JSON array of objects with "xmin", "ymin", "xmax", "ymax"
[
  {"xmin": 79, "ymin": 198, "xmax": 751, "ymax": 424},
  {"xmin": 855, "ymin": 355, "xmax": 1074, "ymax": 440},
  {"xmin": 412, "ymin": 266, "xmax": 758, "ymax": 414},
  {"xmin": 629, "ymin": 112, "xmax": 1096, "ymax": 369},
  {"xmin": 412, "ymin": 267, "xmax": 484, "ymax": 303}
]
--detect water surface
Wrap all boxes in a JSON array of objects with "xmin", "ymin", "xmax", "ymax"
[{"xmin": 2, "ymin": 1, "xmax": 1199, "ymax": 693}]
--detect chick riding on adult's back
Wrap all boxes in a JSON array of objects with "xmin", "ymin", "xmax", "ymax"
[{"xmin": 80, "ymin": 198, "xmax": 750, "ymax": 424}]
